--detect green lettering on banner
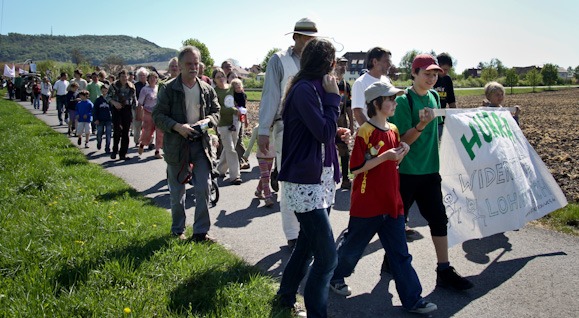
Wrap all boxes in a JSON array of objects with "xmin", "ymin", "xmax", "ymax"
[
  {"xmin": 474, "ymin": 114, "xmax": 493, "ymax": 143},
  {"xmin": 480, "ymin": 112, "xmax": 501, "ymax": 138},
  {"xmin": 502, "ymin": 117, "xmax": 516, "ymax": 144},
  {"xmin": 491, "ymin": 112, "xmax": 507, "ymax": 138},
  {"xmin": 460, "ymin": 123, "xmax": 482, "ymax": 160}
]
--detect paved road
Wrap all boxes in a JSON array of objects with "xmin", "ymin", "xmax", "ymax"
[{"xmin": 18, "ymin": 98, "xmax": 579, "ymax": 317}]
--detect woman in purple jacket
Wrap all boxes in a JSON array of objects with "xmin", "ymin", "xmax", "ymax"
[{"xmin": 276, "ymin": 38, "xmax": 343, "ymax": 318}]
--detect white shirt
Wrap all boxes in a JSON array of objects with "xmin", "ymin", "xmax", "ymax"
[
  {"xmin": 53, "ymin": 80, "xmax": 69, "ymax": 96},
  {"xmin": 351, "ymin": 73, "xmax": 391, "ymax": 118},
  {"xmin": 41, "ymin": 82, "xmax": 52, "ymax": 95},
  {"xmin": 71, "ymin": 78, "xmax": 88, "ymax": 90},
  {"xmin": 183, "ymin": 82, "xmax": 201, "ymax": 125}
]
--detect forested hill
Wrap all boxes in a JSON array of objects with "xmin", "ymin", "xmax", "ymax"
[{"xmin": 0, "ymin": 33, "xmax": 178, "ymax": 65}]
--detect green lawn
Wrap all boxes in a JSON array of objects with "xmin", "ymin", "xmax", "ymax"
[
  {"xmin": 535, "ymin": 203, "xmax": 579, "ymax": 236},
  {"xmin": 245, "ymin": 91, "xmax": 262, "ymax": 102},
  {"xmin": 454, "ymin": 86, "xmax": 575, "ymax": 96},
  {"xmin": 0, "ymin": 93, "xmax": 292, "ymax": 318}
]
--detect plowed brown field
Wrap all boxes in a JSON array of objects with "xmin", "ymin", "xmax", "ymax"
[{"xmin": 245, "ymin": 88, "xmax": 579, "ymax": 202}]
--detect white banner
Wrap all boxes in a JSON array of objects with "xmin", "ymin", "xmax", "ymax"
[
  {"xmin": 440, "ymin": 108, "xmax": 568, "ymax": 247},
  {"xmin": 3, "ymin": 64, "xmax": 15, "ymax": 78}
]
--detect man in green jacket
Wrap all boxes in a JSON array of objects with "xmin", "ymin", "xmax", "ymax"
[{"xmin": 152, "ymin": 46, "xmax": 220, "ymax": 242}]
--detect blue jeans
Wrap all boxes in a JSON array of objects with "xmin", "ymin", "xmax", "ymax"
[
  {"xmin": 166, "ymin": 140, "xmax": 211, "ymax": 235},
  {"xmin": 278, "ymin": 208, "xmax": 337, "ymax": 318},
  {"xmin": 96, "ymin": 120, "xmax": 112, "ymax": 151},
  {"xmin": 33, "ymin": 95, "xmax": 40, "ymax": 109},
  {"xmin": 56, "ymin": 95, "xmax": 67, "ymax": 123},
  {"xmin": 331, "ymin": 214, "xmax": 424, "ymax": 310}
]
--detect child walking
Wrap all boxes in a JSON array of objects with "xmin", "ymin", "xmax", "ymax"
[
  {"xmin": 244, "ymin": 124, "xmax": 276, "ymax": 207},
  {"xmin": 93, "ymin": 85, "xmax": 113, "ymax": 153},
  {"xmin": 389, "ymin": 54, "xmax": 474, "ymax": 291},
  {"xmin": 32, "ymin": 79, "xmax": 41, "ymax": 109},
  {"xmin": 75, "ymin": 90, "xmax": 94, "ymax": 148},
  {"xmin": 66, "ymin": 82, "xmax": 80, "ymax": 136},
  {"xmin": 329, "ymin": 81, "xmax": 437, "ymax": 314}
]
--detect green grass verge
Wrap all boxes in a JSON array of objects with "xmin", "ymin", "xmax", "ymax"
[
  {"xmin": 535, "ymin": 203, "xmax": 579, "ymax": 236},
  {"xmin": 0, "ymin": 93, "xmax": 292, "ymax": 318},
  {"xmin": 245, "ymin": 91, "xmax": 262, "ymax": 102}
]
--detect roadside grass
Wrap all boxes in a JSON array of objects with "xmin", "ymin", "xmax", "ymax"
[
  {"xmin": 534, "ymin": 203, "xmax": 579, "ymax": 236},
  {"xmin": 245, "ymin": 91, "xmax": 262, "ymax": 101},
  {"xmin": 0, "ymin": 95, "xmax": 292, "ymax": 318}
]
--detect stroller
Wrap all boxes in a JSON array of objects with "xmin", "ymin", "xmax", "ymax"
[
  {"xmin": 189, "ymin": 163, "xmax": 219, "ymax": 206},
  {"xmin": 188, "ymin": 134, "xmax": 219, "ymax": 206},
  {"xmin": 170, "ymin": 133, "xmax": 220, "ymax": 206}
]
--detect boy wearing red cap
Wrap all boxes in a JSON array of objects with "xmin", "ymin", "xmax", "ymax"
[{"xmin": 389, "ymin": 54, "xmax": 474, "ymax": 291}]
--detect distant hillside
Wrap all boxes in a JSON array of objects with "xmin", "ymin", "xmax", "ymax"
[{"xmin": 0, "ymin": 33, "xmax": 178, "ymax": 65}]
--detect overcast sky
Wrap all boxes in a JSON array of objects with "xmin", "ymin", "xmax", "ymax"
[{"xmin": 1, "ymin": 0, "xmax": 577, "ymax": 72}]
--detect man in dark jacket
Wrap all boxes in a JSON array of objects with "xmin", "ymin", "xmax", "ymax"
[{"xmin": 152, "ymin": 46, "xmax": 220, "ymax": 242}]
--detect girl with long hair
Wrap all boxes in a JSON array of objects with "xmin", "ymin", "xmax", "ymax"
[{"xmin": 276, "ymin": 38, "xmax": 349, "ymax": 318}]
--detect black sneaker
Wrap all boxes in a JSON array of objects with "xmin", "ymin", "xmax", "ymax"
[
  {"xmin": 191, "ymin": 233, "xmax": 216, "ymax": 243},
  {"xmin": 408, "ymin": 300, "xmax": 438, "ymax": 314},
  {"xmin": 77, "ymin": 137, "xmax": 82, "ymax": 145},
  {"xmin": 274, "ymin": 297, "xmax": 307, "ymax": 318},
  {"xmin": 436, "ymin": 266, "xmax": 474, "ymax": 290},
  {"xmin": 330, "ymin": 282, "xmax": 352, "ymax": 296},
  {"xmin": 96, "ymin": 143, "xmax": 101, "ymax": 150},
  {"xmin": 111, "ymin": 152, "xmax": 117, "ymax": 160}
]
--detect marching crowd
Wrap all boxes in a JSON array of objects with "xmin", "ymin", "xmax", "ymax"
[{"xmin": 5, "ymin": 17, "xmax": 528, "ymax": 318}]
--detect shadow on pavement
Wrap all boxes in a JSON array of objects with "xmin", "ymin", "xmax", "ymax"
[
  {"xmin": 214, "ymin": 195, "xmax": 279, "ymax": 228},
  {"xmin": 423, "ymin": 233, "xmax": 566, "ymax": 317},
  {"xmin": 328, "ymin": 275, "xmax": 398, "ymax": 317},
  {"xmin": 255, "ymin": 247, "xmax": 292, "ymax": 278}
]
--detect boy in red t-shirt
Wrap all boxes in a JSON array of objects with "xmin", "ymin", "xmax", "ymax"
[{"xmin": 329, "ymin": 81, "xmax": 437, "ymax": 314}]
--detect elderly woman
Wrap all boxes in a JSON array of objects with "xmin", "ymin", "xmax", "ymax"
[
  {"xmin": 137, "ymin": 72, "xmax": 163, "ymax": 159},
  {"xmin": 213, "ymin": 67, "xmax": 242, "ymax": 185},
  {"xmin": 276, "ymin": 38, "xmax": 346, "ymax": 318},
  {"xmin": 107, "ymin": 69, "xmax": 136, "ymax": 160}
]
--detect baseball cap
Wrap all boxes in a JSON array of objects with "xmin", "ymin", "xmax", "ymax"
[
  {"xmin": 364, "ymin": 81, "xmax": 404, "ymax": 102},
  {"xmin": 412, "ymin": 54, "xmax": 443, "ymax": 72},
  {"xmin": 285, "ymin": 17, "xmax": 320, "ymax": 36}
]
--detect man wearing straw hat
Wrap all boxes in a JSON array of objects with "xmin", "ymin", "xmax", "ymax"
[{"xmin": 257, "ymin": 18, "xmax": 318, "ymax": 251}]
